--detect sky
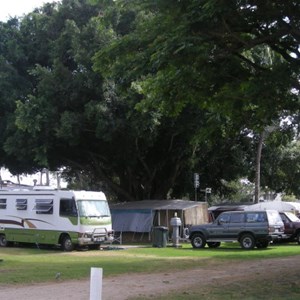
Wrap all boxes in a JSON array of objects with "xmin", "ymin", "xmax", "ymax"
[
  {"xmin": 0, "ymin": 167, "xmax": 66, "ymax": 187},
  {"xmin": 0, "ymin": 0, "xmax": 57, "ymax": 21}
]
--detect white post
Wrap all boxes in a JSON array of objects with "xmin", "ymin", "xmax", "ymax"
[{"xmin": 90, "ymin": 267, "xmax": 103, "ymax": 300}]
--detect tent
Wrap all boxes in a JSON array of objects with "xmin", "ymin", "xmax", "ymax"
[
  {"xmin": 109, "ymin": 200, "xmax": 208, "ymax": 237},
  {"xmin": 208, "ymin": 204, "xmax": 250, "ymax": 220},
  {"xmin": 244, "ymin": 201, "xmax": 300, "ymax": 215}
]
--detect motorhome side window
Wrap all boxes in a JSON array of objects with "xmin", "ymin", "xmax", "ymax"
[
  {"xmin": 0, "ymin": 198, "xmax": 7, "ymax": 209},
  {"xmin": 60, "ymin": 198, "xmax": 77, "ymax": 217},
  {"xmin": 16, "ymin": 199, "xmax": 27, "ymax": 210},
  {"xmin": 34, "ymin": 199, "xmax": 53, "ymax": 214}
]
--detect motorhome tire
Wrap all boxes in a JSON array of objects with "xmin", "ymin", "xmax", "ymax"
[
  {"xmin": 0, "ymin": 234, "xmax": 8, "ymax": 247},
  {"xmin": 61, "ymin": 235, "xmax": 74, "ymax": 251}
]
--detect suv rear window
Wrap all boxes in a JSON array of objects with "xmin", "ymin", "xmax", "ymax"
[
  {"xmin": 267, "ymin": 210, "xmax": 283, "ymax": 223},
  {"xmin": 246, "ymin": 212, "xmax": 266, "ymax": 223}
]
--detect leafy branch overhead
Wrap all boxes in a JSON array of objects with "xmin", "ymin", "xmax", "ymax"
[{"xmin": 0, "ymin": 0, "xmax": 299, "ymax": 201}]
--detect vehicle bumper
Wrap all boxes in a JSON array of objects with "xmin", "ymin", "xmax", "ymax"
[
  {"xmin": 78, "ymin": 232, "xmax": 114, "ymax": 245},
  {"xmin": 269, "ymin": 234, "xmax": 288, "ymax": 241}
]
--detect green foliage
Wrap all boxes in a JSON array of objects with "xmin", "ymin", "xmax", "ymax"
[
  {"xmin": 93, "ymin": 0, "xmax": 300, "ymax": 199},
  {"xmin": 216, "ymin": 179, "xmax": 254, "ymax": 203},
  {"xmin": 96, "ymin": 1, "xmax": 299, "ymax": 124},
  {"xmin": 0, "ymin": 0, "xmax": 299, "ymax": 201},
  {"xmin": 261, "ymin": 140, "xmax": 300, "ymax": 197},
  {"xmin": 0, "ymin": 1, "xmax": 104, "ymax": 173}
]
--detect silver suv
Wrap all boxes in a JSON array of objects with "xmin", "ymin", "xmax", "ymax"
[{"xmin": 189, "ymin": 210, "xmax": 284, "ymax": 250}]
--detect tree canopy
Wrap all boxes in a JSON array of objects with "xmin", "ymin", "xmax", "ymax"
[{"xmin": 0, "ymin": 0, "xmax": 299, "ymax": 201}]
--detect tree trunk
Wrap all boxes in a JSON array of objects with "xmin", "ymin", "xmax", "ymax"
[{"xmin": 254, "ymin": 131, "xmax": 266, "ymax": 203}]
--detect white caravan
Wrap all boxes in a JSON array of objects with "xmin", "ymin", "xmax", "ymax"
[{"xmin": 0, "ymin": 186, "xmax": 113, "ymax": 250}]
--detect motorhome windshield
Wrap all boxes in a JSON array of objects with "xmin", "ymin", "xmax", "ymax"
[{"xmin": 77, "ymin": 200, "xmax": 110, "ymax": 218}]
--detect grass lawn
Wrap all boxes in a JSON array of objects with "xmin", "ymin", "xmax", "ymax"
[{"xmin": 1, "ymin": 242, "xmax": 300, "ymax": 299}]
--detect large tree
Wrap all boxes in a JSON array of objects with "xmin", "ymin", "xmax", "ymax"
[
  {"xmin": 0, "ymin": 0, "xmax": 216, "ymax": 201},
  {"xmin": 94, "ymin": 0, "xmax": 300, "ymax": 198},
  {"xmin": 1, "ymin": 0, "xmax": 299, "ymax": 201},
  {"xmin": 1, "ymin": 1, "xmax": 106, "ymax": 173},
  {"xmin": 95, "ymin": 0, "xmax": 299, "ymax": 115}
]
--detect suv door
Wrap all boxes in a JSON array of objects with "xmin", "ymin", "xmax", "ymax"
[
  {"xmin": 227, "ymin": 212, "xmax": 245, "ymax": 238},
  {"xmin": 279, "ymin": 212, "xmax": 300, "ymax": 240},
  {"xmin": 280, "ymin": 212, "xmax": 294, "ymax": 237},
  {"xmin": 207, "ymin": 213, "xmax": 231, "ymax": 239},
  {"xmin": 245, "ymin": 212, "xmax": 268, "ymax": 235}
]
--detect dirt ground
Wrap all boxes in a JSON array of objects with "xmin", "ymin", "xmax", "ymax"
[{"xmin": 1, "ymin": 254, "xmax": 300, "ymax": 299}]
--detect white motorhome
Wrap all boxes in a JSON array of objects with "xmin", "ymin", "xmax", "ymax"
[{"xmin": 0, "ymin": 186, "xmax": 113, "ymax": 250}]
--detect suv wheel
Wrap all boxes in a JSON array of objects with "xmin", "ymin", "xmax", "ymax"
[
  {"xmin": 191, "ymin": 233, "xmax": 206, "ymax": 249},
  {"xmin": 297, "ymin": 232, "xmax": 300, "ymax": 245},
  {"xmin": 240, "ymin": 234, "xmax": 255, "ymax": 250},
  {"xmin": 207, "ymin": 242, "xmax": 221, "ymax": 248},
  {"xmin": 256, "ymin": 239, "xmax": 269, "ymax": 249}
]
